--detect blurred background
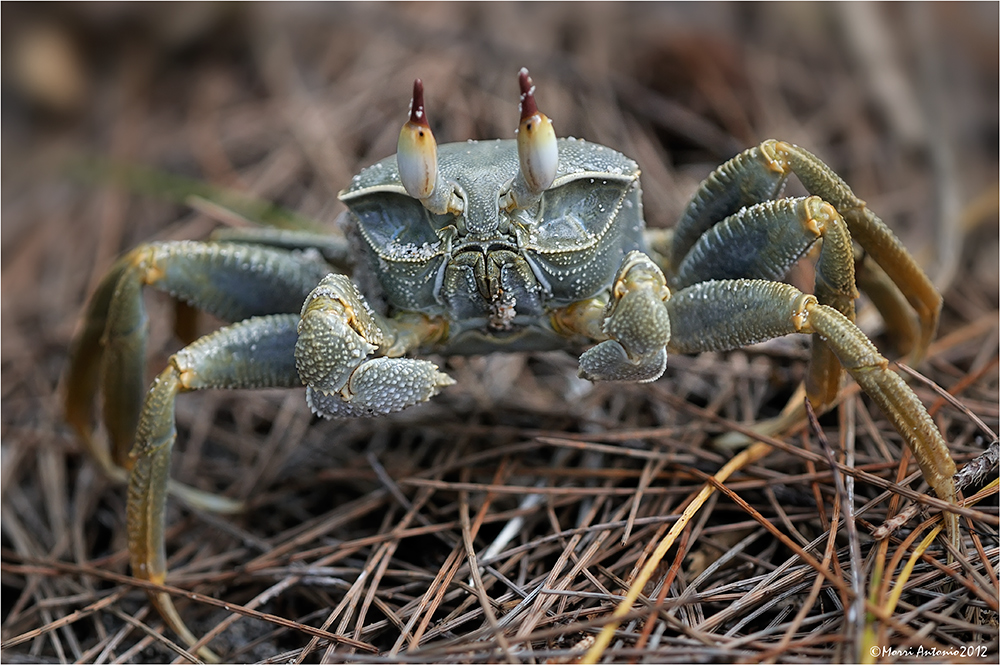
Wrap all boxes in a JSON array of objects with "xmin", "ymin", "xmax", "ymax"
[{"xmin": 2, "ymin": 3, "xmax": 997, "ymax": 662}]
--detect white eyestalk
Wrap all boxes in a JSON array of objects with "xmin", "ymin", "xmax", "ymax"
[
  {"xmin": 397, "ymin": 79, "xmax": 460, "ymax": 215},
  {"xmin": 507, "ymin": 68, "xmax": 558, "ymax": 210}
]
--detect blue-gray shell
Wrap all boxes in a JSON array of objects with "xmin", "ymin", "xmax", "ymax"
[{"xmin": 338, "ymin": 138, "xmax": 647, "ymax": 330}]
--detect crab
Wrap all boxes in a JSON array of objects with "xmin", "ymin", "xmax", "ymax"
[{"xmin": 65, "ymin": 68, "xmax": 958, "ymax": 657}]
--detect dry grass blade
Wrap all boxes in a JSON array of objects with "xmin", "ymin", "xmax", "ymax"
[
  {"xmin": 807, "ymin": 400, "xmax": 865, "ymax": 661},
  {"xmin": 581, "ymin": 441, "xmax": 775, "ymax": 663},
  {"xmin": 898, "ymin": 362, "xmax": 999, "ymax": 443}
]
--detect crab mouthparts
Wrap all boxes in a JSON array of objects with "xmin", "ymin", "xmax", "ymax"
[{"xmin": 453, "ymin": 240, "xmax": 518, "ymax": 254}]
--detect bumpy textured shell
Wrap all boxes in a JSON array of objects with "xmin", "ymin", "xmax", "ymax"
[{"xmin": 340, "ymin": 138, "xmax": 647, "ymax": 339}]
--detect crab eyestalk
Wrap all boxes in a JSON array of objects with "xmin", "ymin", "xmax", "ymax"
[
  {"xmin": 506, "ymin": 68, "xmax": 559, "ymax": 210},
  {"xmin": 397, "ymin": 79, "xmax": 461, "ymax": 215}
]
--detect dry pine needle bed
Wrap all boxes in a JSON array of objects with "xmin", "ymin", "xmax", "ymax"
[{"xmin": 2, "ymin": 4, "xmax": 998, "ymax": 663}]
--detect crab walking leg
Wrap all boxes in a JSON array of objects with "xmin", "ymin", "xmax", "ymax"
[
  {"xmin": 671, "ymin": 195, "xmax": 858, "ymax": 407},
  {"xmin": 675, "ymin": 140, "xmax": 940, "ymax": 360},
  {"xmin": 295, "ymin": 274, "xmax": 454, "ymax": 418},
  {"xmin": 769, "ymin": 140, "xmax": 942, "ymax": 359},
  {"xmin": 65, "ymin": 241, "xmax": 329, "ymax": 470},
  {"xmin": 208, "ymin": 226, "xmax": 354, "ymax": 272},
  {"xmin": 666, "ymin": 279, "xmax": 959, "ymax": 549},
  {"xmin": 669, "ymin": 145, "xmax": 789, "ymax": 271},
  {"xmin": 66, "ymin": 257, "xmax": 132, "ymax": 477},
  {"xmin": 855, "ymin": 255, "xmax": 920, "ymax": 357},
  {"xmin": 127, "ymin": 314, "xmax": 301, "ymax": 660},
  {"xmin": 576, "ymin": 251, "xmax": 672, "ymax": 382}
]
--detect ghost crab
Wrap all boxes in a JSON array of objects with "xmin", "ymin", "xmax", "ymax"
[{"xmin": 65, "ymin": 68, "xmax": 958, "ymax": 657}]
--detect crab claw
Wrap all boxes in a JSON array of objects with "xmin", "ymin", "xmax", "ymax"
[
  {"xmin": 397, "ymin": 79, "xmax": 439, "ymax": 200},
  {"xmin": 516, "ymin": 68, "xmax": 558, "ymax": 195}
]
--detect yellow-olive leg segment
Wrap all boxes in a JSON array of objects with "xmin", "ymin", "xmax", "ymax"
[
  {"xmin": 666, "ymin": 279, "xmax": 958, "ymax": 549},
  {"xmin": 65, "ymin": 259, "xmax": 132, "ymax": 478},
  {"xmin": 295, "ymin": 274, "xmax": 455, "ymax": 418},
  {"xmin": 806, "ymin": 199, "xmax": 859, "ymax": 408},
  {"xmin": 855, "ymin": 255, "xmax": 919, "ymax": 357},
  {"xmin": 577, "ymin": 251, "xmax": 671, "ymax": 382},
  {"xmin": 127, "ymin": 313, "xmax": 301, "ymax": 661},
  {"xmin": 65, "ymin": 241, "xmax": 330, "ymax": 469},
  {"xmin": 765, "ymin": 140, "xmax": 942, "ymax": 359}
]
